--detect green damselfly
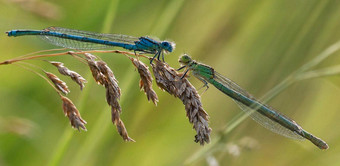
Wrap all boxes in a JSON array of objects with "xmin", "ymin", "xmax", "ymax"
[{"xmin": 178, "ymin": 54, "xmax": 328, "ymax": 149}]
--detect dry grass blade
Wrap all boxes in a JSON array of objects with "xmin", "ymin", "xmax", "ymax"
[
  {"xmin": 128, "ymin": 57, "xmax": 158, "ymax": 105},
  {"xmin": 60, "ymin": 96, "xmax": 87, "ymax": 131},
  {"xmin": 45, "ymin": 71, "xmax": 70, "ymax": 95},
  {"xmin": 84, "ymin": 54, "xmax": 133, "ymax": 141},
  {"xmin": 49, "ymin": 61, "xmax": 87, "ymax": 90},
  {"xmin": 151, "ymin": 60, "xmax": 211, "ymax": 145}
]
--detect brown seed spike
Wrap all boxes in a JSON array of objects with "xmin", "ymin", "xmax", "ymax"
[
  {"xmin": 85, "ymin": 56, "xmax": 106, "ymax": 85},
  {"xmin": 49, "ymin": 61, "xmax": 87, "ymax": 90},
  {"xmin": 84, "ymin": 53, "xmax": 98, "ymax": 61},
  {"xmin": 96, "ymin": 61, "xmax": 121, "ymax": 111},
  {"xmin": 151, "ymin": 60, "xmax": 211, "ymax": 145},
  {"xmin": 45, "ymin": 71, "xmax": 70, "ymax": 95},
  {"xmin": 105, "ymin": 82, "xmax": 122, "ymax": 113},
  {"xmin": 128, "ymin": 57, "xmax": 158, "ymax": 105},
  {"xmin": 84, "ymin": 54, "xmax": 133, "ymax": 141},
  {"xmin": 111, "ymin": 107, "xmax": 135, "ymax": 142},
  {"xmin": 50, "ymin": 61, "xmax": 70, "ymax": 75},
  {"xmin": 60, "ymin": 96, "xmax": 87, "ymax": 131},
  {"xmin": 69, "ymin": 71, "xmax": 87, "ymax": 90},
  {"xmin": 97, "ymin": 61, "xmax": 120, "ymax": 96}
]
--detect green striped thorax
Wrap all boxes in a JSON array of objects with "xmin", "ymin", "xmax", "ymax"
[{"xmin": 178, "ymin": 54, "xmax": 214, "ymax": 79}]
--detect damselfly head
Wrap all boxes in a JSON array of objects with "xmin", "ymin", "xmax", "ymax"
[
  {"xmin": 6, "ymin": 31, "xmax": 13, "ymax": 36},
  {"xmin": 161, "ymin": 41, "xmax": 175, "ymax": 53},
  {"xmin": 178, "ymin": 54, "xmax": 192, "ymax": 65}
]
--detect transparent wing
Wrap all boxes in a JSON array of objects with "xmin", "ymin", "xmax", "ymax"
[
  {"xmin": 39, "ymin": 27, "xmax": 138, "ymax": 50},
  {"xmin": 213, "ymin": 72, "xmax": 304, "ymax": 140}
]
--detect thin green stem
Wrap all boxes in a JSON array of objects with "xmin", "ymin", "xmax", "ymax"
[
  {"xmin": 298, "ymin": 40, "xmax": 340, "ymax": 73},
  {"xmin": 296, "ymin": 65, "xmax": 340, "ymax": 81}
]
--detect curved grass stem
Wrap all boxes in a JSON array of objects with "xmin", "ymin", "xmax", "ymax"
[{"xmin": 0, "ymin": 50, "xmax": 150, "ymax": 65}]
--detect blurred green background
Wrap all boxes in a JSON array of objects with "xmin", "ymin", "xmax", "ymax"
[{"xmin": 1, "ymin": 0, "xmax": 340, "ymax": 165}]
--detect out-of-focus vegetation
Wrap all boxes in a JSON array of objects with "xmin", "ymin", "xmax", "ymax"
[{"xmin": 1, "ymin": 0, "xmax": 340, "ymax": 165}]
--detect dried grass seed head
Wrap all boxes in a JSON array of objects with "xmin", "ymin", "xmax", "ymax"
[
  {"xmin": 49, "ymin": 61, "xmax": 87, "ymax": 90},
  {"xmin": 97, "ymin": 61, "xmax": 120, "ymax": 92},
  {"xmin": 84, "ymin": 55, "xmax": 132, "ymax": 141},
  {"xmin": 69, "ymin": 71, "xmax": 87, "ymax": 90},
  {"xmin": 61, "ymin": 96, "xmax": 87, "ymax": 131},
  {"xmin": 84, "ymin": 53, "xmax": 98, "ymax": 60},
  {"xmin": 151, "ymin": 60, "xmax": 211, "ymax": 145},
  {"xmin": 45, "ymin": 71, "xmax": 70, "ymax": 95},
  {"xmin": 112, "ymin": 108, "xmax": 135, "ymax": 142},
  {"xmin": 85, "ymin": 57, "xmax": 106, "ymax": 85},
  {"xmin": 129, "ymin": 57, "xmax": 158, "ymax": 105}
]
